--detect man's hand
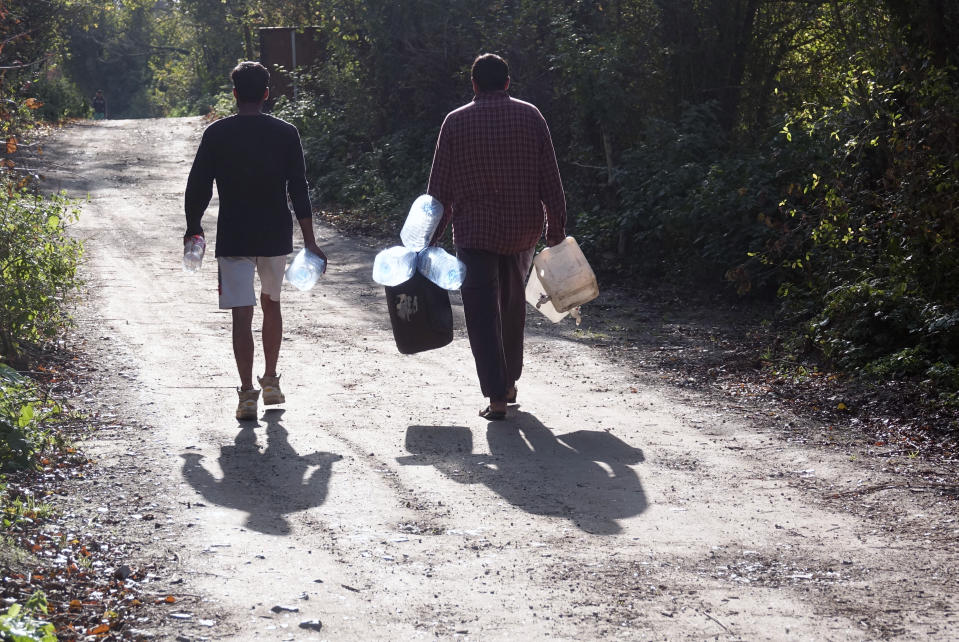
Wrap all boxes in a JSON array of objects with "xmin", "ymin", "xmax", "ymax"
[
  {"xmin": 546, "ymin": 233, "xmax": 566, "ymax": 247},
  {"xmin": 305, "ymin": 241, "xmax": 328, "ymax": 273},
  {"xmin": 183, "ymin": 231, "xmax": 204, "ymax": 244},
  {"xmin": 297, "ymin": 215, "xmax": 327, "ymax": 272}
]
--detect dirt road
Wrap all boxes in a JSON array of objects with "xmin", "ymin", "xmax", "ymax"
[{"xmin": 40, "ymin": 117, "xmax": 958, "ymax": 640}]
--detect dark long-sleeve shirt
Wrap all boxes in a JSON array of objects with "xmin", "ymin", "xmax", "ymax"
[
  {"xmin": 426, "ymin": 91, "xmax": 566, "ymax": 254},
  {"xmin": 185, "ymin": 114, "xmax": 311, "ymax": 257}
]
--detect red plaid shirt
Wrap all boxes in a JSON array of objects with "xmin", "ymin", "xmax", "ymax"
[{"xmin": 427, "ymin": 91, "xmax": 566, "ymax": 254}]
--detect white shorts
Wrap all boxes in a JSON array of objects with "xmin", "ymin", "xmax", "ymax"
[{"xmin": 217, "ymin": 256, "xmax": 288, "ymax": 309}]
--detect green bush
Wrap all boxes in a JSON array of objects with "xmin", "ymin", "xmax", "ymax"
[
  {"xmin": 275, "ymin": 87, "xmax": 433, "ymax": 227},
  {"xmin": 0, "ymin": 364, "xmax": 61, "ymax": 472},
  {"xmin": 32, "ymin": 74, "xmax": 90, "ymax": 122},
  {"xmin": 0, "ymin": 591, "xmax": 56, "ymax": 642},
  {"xmin": 0, "ymin": 186, "xmax": 83, "ymax": 358},
  {"xmin": 576, "ymin": 101, "xmax": 798, "ymax": 292},
  {"xmin": 810, "ymin": 278, "xmax": 925, "ymax": 367},
  {"xmin": 767, "ymin": 59, "xmax": 959, "ymax": 386},
  {"xmin": 205, "ymin": 91, "xmax": 235, "ymax": 118},
  {"xmin": 576, "ymin": 102, "xmax": 728, "ymax": 277}
]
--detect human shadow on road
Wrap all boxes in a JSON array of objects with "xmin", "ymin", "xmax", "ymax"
[
  {"xmin": 397, "ymin": 411, "xmax": 646, "ymax": 534},
  {"xmin": 180, "ymin": 409, "xmax": 342, "ymax": 536}
]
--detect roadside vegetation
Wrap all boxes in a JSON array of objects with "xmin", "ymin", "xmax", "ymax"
[
  {"xmin": 0, "ymin": 183, "xmax": 87, "ymax": 638},
  {"xmin": 0, "ymin": 366, "xmax": 62, "ymax": 641},
  {"xmin": 0, "ymin": 4, "xmax": 97, "ymax": 638}
]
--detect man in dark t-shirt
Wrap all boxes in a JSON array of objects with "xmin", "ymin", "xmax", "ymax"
[{"xmin": 184, "ymin": 61, "xmax": 327, "ymax": 420}]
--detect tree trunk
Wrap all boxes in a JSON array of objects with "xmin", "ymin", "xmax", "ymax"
[
  {"xmin": 602, "ymin": 125, "xmax": 615, "ymax": 187},
  {"xmin": 244, "ymin": 24, "xmax": 255, "ymax": 61},
  {"xmin": 718, "ymin": 0, "xmax": 760, "ymax": 133}
]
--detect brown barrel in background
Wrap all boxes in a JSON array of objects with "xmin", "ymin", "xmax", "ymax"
[{"xmin": 258, "ymin": 27, "xmax": 324, "ymax": 107}]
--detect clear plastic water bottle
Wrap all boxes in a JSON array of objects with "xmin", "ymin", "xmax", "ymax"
[
  {"xmin": 285, "ymin": 248, "xmax": 326, "ymax": 291},
  {"xmin": 183, "ymin": 235, "xmax": 206, "ymax": 273},
  {"xmin": 417, "ymin": 246, "xmax": 466, "ymax": 290},
  {"xmin": 399, "ymin": 194, "xmax": 444, "ymax": 251},
  {"xmin": 372, "ymin": 246, "xmax": 417, "ymax": 286}
]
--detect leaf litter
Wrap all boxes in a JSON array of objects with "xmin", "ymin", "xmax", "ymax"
[{"xmin": 2, "ymin": 343, "xmax": 208, "ymax": 640}]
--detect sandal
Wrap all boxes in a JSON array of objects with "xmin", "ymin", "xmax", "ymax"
[{"xmin": 479, "ymin": 406, "xmax": 507, "ymax": 421}]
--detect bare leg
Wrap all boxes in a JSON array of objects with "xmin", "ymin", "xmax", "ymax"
[
  {"xmin": 232, "ymin": 305, "xmax": 255, "ymax": 390},
  {"xmin": 261, "ymin": 294, "xmax": 282, "ymax": 378}
]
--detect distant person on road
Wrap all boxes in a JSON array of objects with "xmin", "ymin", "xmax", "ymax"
[
  {"xmin": 184, "ymin": 61, "xmax": 327, "ymax": 421},
  {"xmin": 427, "ymin": 53, "xmax": 566, "ymax": 420},
  {"xmin": 92, "ymin": 90, "xmax": 107, "ymax": 120}
]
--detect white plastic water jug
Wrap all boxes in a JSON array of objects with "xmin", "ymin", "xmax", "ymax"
[
  {"xmin": 399, "ymin": 195, "xmax": 444, "ymax": 251},
  {"xmin": 372, "ymin": 246, "xmax": 418, "ymax": 286},
  {"xmin": 416, "ymin": 246, "xmax": 466, "ymax": 290},
  {"xmin": 530, "ymin": 237, "xmax": 599, "ymax": 313},
  {"xmin": 285, "ymin": 248, "xmax": 326, "ymax": 291}
]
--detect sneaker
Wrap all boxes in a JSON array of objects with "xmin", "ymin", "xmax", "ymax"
[
  {"xmin": 258, "ymin": 374, "xmax": 285, "ymax": 405},
  {"xmin": 236, "ymin": 388, "xmax": 260, "ymax": 420}
]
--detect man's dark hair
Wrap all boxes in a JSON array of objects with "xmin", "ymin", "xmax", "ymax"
[
  {"xmin": 471, "ymin": 54, "xmax": 509, "ymax": 92},
  {"xmin": 231, "ymin": 61, "xmax": 270, "ymax": 103}
]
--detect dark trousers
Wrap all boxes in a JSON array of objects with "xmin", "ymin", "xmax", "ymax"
[{"xmin": 457, "ymin": 246, "xmax": 536, "ymax": 402}]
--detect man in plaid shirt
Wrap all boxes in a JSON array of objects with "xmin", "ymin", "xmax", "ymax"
[{"xmin": 427, "ymin": 53, "xmax": 566, "ymax": 420}]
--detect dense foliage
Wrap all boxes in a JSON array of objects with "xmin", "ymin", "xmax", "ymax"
[
  {"xmin": 1, "ymin": 0, "xmax": 957, "ymax": 389},
  {"xmin": 765, "ymin": 58, "xmax": 959, "ymax": 388},
  {"xmin": 0, "ymin": 188, "xmax": 83, "ymax": 359}
]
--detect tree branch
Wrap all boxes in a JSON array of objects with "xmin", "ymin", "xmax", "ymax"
[{"xmin": 0, "ymin": 56, "xmax": 49, "ymax": 71}]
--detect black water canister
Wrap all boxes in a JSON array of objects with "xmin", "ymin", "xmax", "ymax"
[{"xmin": 384, "ymin": 272, "xmax": 453, "ymax": 354}]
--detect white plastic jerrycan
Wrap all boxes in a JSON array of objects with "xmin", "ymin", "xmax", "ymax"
[
  {"xmin": 525, "ymin": 267, "xmax": 569, "ymax": 323},
  {"xmin": 530, "ymin": 237, "xmax": 599, "ymax": 313}
]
